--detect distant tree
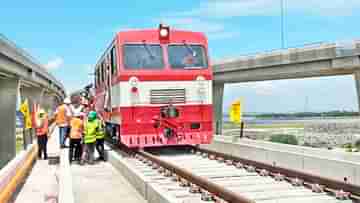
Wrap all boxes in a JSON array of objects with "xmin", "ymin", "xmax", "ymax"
[
  {"xmin": 355, "ymin": 139, "xmax": 360, "ymax": 150},
  {"xmin": 269, "ymin": 134, "xmax": 298, "ymax": 145},
  {"xmin": 342, "ymin": 143, "xmax": 353, "ymax": 149}
]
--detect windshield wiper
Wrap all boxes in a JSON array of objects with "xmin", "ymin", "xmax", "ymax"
[
  {"xmin": 142, "ymin": 43, "xmax": 155, "ymax": 59},
  {"xmin": 183, "ymin": 41, "xmax": 197, "ymax": 57}
]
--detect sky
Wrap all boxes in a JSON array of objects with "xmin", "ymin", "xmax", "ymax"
[{"xmin": 1, "ymin": 0, "xmax": 360, "ymax": 113}]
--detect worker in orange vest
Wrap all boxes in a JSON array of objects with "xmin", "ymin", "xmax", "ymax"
[
  {"xmin": 55, "ymin": 98, "xmax": 72, "ymax": 148},
  {"xmin": 36, "ymin": 109, "xmax": 49, "ymax": 160},
  {"xmin": 69, "ymin": 111, "xmax": 84, "ymax": 164}
]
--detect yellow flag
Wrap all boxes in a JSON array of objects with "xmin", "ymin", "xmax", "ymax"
[
  {"xmin": 230, "ymin": 100, "xmax": 242, "ymax": 123},
  {"xmin": 20, "ymin": 99, "xmax": 32, "ymax": 129},
  {"xmin": 19, "ymin": 99, "xmax": 29, "ymax": 116}
]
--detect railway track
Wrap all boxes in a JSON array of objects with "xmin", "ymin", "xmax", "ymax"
[{"xmin": 124, "ymin": 147, "xmax": 360, "ymax": 203}]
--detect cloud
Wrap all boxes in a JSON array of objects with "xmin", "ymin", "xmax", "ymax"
[
  {"xmin": 184, "ymin": 0, "xmax": 360, "ymax": 18},
  {"xmin": 44, "ymin": 57, "xmax": 64, "ymax": 70}
]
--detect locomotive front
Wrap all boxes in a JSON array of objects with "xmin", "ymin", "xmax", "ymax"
[{"xmin": 103, "ymin": 25, "xmax": 213, "ymax": 147}]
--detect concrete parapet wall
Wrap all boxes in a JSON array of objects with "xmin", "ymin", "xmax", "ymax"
[
  {"xmin": 107, "ymin": 149, "xmax": 177, "ymax": 203},
  {"xmin": 201, "ymin": 138, "xmax": 360, "ymax": 185},
  {"xmin": 214, "ymin": 41, "xmax": 360, "ymax": 72},
  {"xmin": 0, "ymin": 35, "xmax": 64, "ymax": 95},
  {"xmin": 0, "ymin": 144, "xmax": 37, "ymax": 202},
  {"xmin": 0, "ymin": 144, "xmax": 34, "ymax": 192},
  {"xmin": 213, "ymin": 41, "xmax": 360, "ymax": 84}
]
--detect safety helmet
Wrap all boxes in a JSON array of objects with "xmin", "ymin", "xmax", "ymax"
[
  {"xmin": 63, "ymin": 98, "xmax": 71, "ymax": 104},
  {"xmin": 88, "ymin": 111, "xmax": 97, "ymax": 121}
]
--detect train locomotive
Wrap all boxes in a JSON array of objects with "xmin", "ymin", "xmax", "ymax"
[{"xmin": 91, "ymin": 24, "xmax": 213, "ymax": 148}]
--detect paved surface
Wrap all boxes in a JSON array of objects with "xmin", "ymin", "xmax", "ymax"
[
  {"xmin": 14, "ymin": 128, "xmax": 60, "ymax": 203},
  {"xmin": 71, "ymin": 160, "xmax": 147, "ymax": 203}
]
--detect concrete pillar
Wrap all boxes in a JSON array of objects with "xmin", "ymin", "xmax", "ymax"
[
  {"xmin": 213, "ymin": 82, "xmax": 225, "ymax": 135},
  {"xmin": 354, "ymin": 70, "xmax": 360, "ymax": 114},
  {"xmin": 0, "ymin": 78, "xmax": 19, "ymax": 168}
]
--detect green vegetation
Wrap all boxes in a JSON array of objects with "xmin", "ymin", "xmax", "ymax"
[
  {"xmin": 269, "ymin": 134, "xmax": 298, "ymax": 145},
  {"xmin": 16, "ymin": 136, "xmax": 24, "ymax": 153},
  {"xmin": 342, "ymin": 142, "xmax": 360, "ymax": 153},
  {"xmin": 355, "ymin": 139, "xmax": 360, "ymax": 150}
]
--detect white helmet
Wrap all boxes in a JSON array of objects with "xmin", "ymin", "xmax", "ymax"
[{"xmin": 63, "ymin": 98, "xmax": 71, "ymax": 104}]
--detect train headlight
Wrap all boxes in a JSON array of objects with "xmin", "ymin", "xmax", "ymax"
[
  {"xmin": 196, "ymin": 75, "xmax": 205, "ymax": 81},
  {"xmin": 159, "ymin": 24, "xmax": 170, "ymax": 41},
  {"xmin": 129, "ymin": 76, "xmax": 139, "ymax": 104},
  {"xmin": 160, "ymin": 29, "xmax": 168, "ymax": 37},
  {"xmin": 129, "ymin": 76, "xmax": 139, "ymax": 88}
]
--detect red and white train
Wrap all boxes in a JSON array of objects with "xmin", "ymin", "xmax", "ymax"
[{"xmin": 92, "ymin": 24, "xmax": 213, "ymax": 148}]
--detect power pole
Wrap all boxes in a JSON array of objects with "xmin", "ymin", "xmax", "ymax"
[{"xmin": 280, "ymin": 0, "xmax": 285, "ymax": 49}]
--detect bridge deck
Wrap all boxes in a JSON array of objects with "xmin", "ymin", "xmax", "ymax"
[
  {"xmin": 11, "ymin": 127, "xmax": 146, "ymax": 203},
  {"xmin": 13, "ymin": 130, "xmax": 59, "ymax": 203}
]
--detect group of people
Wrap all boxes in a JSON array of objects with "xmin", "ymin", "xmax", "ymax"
[{"xmin": 35, "ymin": 97, "xmax": 106, "ymax": 165}]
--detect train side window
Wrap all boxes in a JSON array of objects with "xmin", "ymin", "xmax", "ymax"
[
  {"xmin": 97, "ymin": 67, "xmax": 101, "ymax": 86},
  {"xmin": 95, "ymin": 67, "xmax": 98, "ymax": 87},
  {"xmin": 111, "ymin": 46, "xmax": 117, "ymax": 75},
  {"xmin": 101, "ymin": 61, "xmax": 105, "ymax": 82},
  {"xmin": 98, "ymin": 64, "xmax": 101, "ymax": 84}
]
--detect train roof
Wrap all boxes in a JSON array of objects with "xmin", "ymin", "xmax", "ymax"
[
  {"xmin": 115, "ymin": 29, "xmax": 208, "ymax": 44},
  {"xmin": 93, "ymin": 28, "xmax": 208, "ymax": 70}
]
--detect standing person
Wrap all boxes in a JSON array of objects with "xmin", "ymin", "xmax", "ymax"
[
  {"xmin": 55, "ymin": 98, "xmax": 72, "ymax": 148},
  {"xmin": 35, "ymin": 109, "xmax": 49, "ymax": 160},
  {"xmin": 69, "ymin": 112, "xmax": 84, "ymax": 164},
  {"xmin": 95, "ymin": 118, "xmax": 106, "ymax": 161},
  {"xmin": 81, "ymin": 111, "xmax": 99, "ymax": 165}
]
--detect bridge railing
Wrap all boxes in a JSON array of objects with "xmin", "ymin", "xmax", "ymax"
[
  {"xmin": 0, "ymin": 34, "xmax": 43, "ymax": 67},
  {"xmin": 0, "ymin": 33, "xmax": 64, "ymax": 93},
  {"xmin": 214, "ymin": 40, "xmax": 360, "ymax": 65}
]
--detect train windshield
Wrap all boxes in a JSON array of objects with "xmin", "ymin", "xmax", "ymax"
[
  {"xmin": 168, "ymin": 45, "xmax": 208, "ymax": 69},
  {"xmin": 124, "ymin": 44, "xmax": 164, "ymax": 69}
]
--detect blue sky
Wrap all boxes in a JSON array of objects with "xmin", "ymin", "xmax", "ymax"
[{"xmin": 1, "ymin": 0, "xmax": 360, "ymax": 113}]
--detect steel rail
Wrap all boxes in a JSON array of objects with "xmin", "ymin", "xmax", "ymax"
[
  {"xmin": 137, "ymin": 150, "xmax": 255, "ymax": 203},
  {"xmin": 197, "ymin": 147, "xmax": 360, "ymax": 200}
]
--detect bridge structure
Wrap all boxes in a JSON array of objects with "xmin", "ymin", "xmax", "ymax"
[
  {"xmin": 0, "ymin": 34, "xmax": 65, "ymax": 168},
  {"xmin": 212, "ymin": 40, "xmax": 360, "ymax": 134}
]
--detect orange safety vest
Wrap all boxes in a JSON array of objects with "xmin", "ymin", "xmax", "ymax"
[
  {"xmin": 36, "ymin": 117, "xmax": 49, "ymax": 136},
  {"xmin": 70, "ymin": 118, "xmax": 83, "ymax": 139},
  {"xmin": 56, "ymin": 104, "xmax": 69, "ymax": 125}
]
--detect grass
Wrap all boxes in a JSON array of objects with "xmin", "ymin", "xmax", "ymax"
[
  {"xmin": 16, "ymin": 137, "xmax": 24, "ymax": 153},
  {"xmin": 223, "ymin": 122, "xmax": 304, "ymax": 130}
]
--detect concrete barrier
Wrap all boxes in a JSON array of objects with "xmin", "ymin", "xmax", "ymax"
[
  {"xmin": 58, "ymin": 149, "xmax": 74, "ymax": 203},
  {"xmin": 0, "ymin": 144, "xmax": 37, "ymax": 203},
  {"xmin": 107, "ymin": 148, "xmax": 178, "ymax": 203},
  {"xmin": 201, "ymin": 138, "xmax": 360, "ymax": 185}
]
